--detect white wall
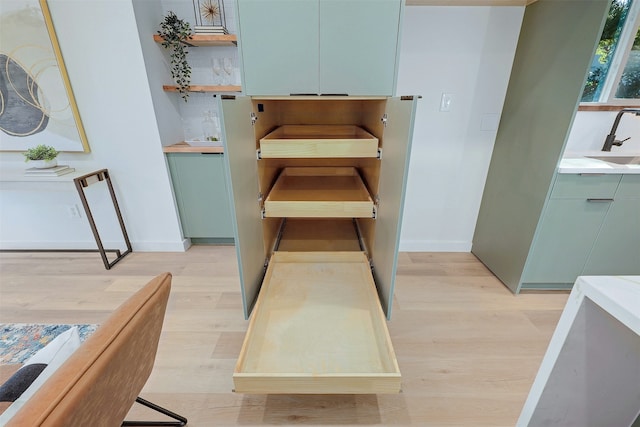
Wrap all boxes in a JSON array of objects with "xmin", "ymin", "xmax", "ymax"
[
  {"xmin": 0, "ymin": 3, "xmax": 525, "ymax": 253},
  {"xmin": 564, "ymin": 110, "xmax": 640, "ymax": 155},
  {"xmin": 397, "ymin": 6, "xmax": 524, "ymax": 252},
  {"xmin": 0, "ymin": 0, "xmax": 185, "ymax": 251}
]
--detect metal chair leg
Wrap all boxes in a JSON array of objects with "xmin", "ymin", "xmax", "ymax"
[{"xmin": 121, "ymin": 397, "xmax": 188, "ymax": 426}]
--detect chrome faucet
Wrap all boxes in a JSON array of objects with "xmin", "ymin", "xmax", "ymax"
[{"xmin": 601, "ymin": 108, "xmax": 640, "ymax": 151}]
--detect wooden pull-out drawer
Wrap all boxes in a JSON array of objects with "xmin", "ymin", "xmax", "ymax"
[
  {"xmin": 276, "ymin": 219, "xmax": 363, "ymax": 252},
  {"xmin": 264, "ymin": 167, "xmax": 375, "ymax": 218},
  {"xmin": 234, "ymin": 251, "xmax": 401, "ymax": 394},
  {"xmin": 260, "ymin": 125, "xmax": 379, "ymax": 158}
]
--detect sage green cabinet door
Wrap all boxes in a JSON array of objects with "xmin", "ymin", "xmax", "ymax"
[
  {"xmin": 522, "ymin": 199, "xmax": 611, "ymax": 285},
  {"xmin": 583, "ymin": 175, "xmax": 640, "ymax": 276},
  {"xmin": 167, "ymin": 153, "xmax": 233, "ymax": 239},
  {"xmin": 238, "ymin": 0, "xmax": 319, "ymax": 95},
  {"xmin": 219, "ymin": 96, "xmax": 266, "ymax": 319},
  {"xmin": 319, "ymin": 0, "xmax": 401, "ymax": 96},
  {"xmin": 372, "ymin": 96, "xmax": 418, "ymax": 318}
]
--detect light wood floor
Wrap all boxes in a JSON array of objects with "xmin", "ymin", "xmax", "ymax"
[{"xmin": 0, "ymin": 246, "xmax": 569, "ymax": 426}]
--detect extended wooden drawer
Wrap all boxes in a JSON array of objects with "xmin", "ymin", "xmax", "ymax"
[
  {"xmin": 259, "ymin": 125, "xmax": 379, "ymax": 158},
  {"xmin": 233, "ymin": 250, "xmax": 401, "ymax": 394},
  {"xmin": 263, "ymin": 167, "xmax": 375, "ymax": 218}
]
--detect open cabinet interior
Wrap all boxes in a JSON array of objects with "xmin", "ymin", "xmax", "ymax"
[
  {"xmin": 221, "ymin": 95, "xmax": 416, "ymax": 394},
  {"xmin": 252, "ymin": 97, "xmax": 387, "ymax": 261}
]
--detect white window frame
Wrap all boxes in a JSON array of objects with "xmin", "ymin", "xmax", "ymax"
[{"xmin": 582, "ymin": 2, "xmax": 640, "ymax": 105}]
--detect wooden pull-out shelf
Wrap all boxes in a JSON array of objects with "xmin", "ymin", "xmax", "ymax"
[
  {"xmin": 260, "ymin": 125, "xmax": 379, "ymax": 158},
  {"xmin": 234, "ymin": 251, "xmax": 401, "ymax": 394},
  {"xmin": 277, "ymin": 219, "xmax": 362, "ymax": 252},
  {"xmin": 264, "ymin": 167, "xmax": 375, "ymax": 218}
]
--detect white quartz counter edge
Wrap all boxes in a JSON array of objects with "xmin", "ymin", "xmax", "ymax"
[
  {"xmin": 559, "ymin": 156, "xmax": 640, "ymax": 174},
  {"xmin": 517, "ymin": 275, "xmax": 640, "ymax": 426},
  {"xmin": 573, "ymin": 275, "xmax": 640, "ymax": 335}
]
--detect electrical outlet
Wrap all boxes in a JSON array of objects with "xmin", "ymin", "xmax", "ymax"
[{"xmin": 67, "ymin": 204, "xmax": 81, "ymax": 219}]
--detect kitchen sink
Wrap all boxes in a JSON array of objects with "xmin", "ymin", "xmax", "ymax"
[{"xmin": 587, "ymin": 156, "xmax": 640, "ymax": 165}]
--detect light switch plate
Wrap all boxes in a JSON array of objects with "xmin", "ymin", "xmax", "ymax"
[{"xmin": 440, "ymin": 93, "xmax": 453, "ymax": 112}]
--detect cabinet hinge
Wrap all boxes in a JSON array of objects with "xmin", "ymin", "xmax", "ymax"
[
  {"xmin": 381, "ymin": 114, "xmax": 388, "ymax": 127},
  {"xmin": 250, "ymin": 112, "xmax": 258, "ymax": 126},
  {"xmin": 372, "ymin": 195, "xmax": 380, "ymax": 219},
  {"xmin": 256, "ymin": 149, "xmax": 262, "ymax": 160},
  {"xmin": 258, "ymin": 192, "xmax": 264, "ymax": 215},
  {"xmin": 377, "ymin": 148, "xmax": 383, "ymax": 160}
]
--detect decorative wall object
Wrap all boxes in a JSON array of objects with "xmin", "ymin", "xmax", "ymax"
[
  {"xmin": 192, "ymin": 0, "xmax": 228, "ymax": 33},
  {"xmin": 0, "ymin": 0, "xmax": 90, "ymax": 153},
  {"xmin": 158, "ymin": 11, "xmax": 193, "ymax": 101}
]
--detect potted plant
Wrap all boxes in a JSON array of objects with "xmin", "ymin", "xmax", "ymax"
[
  {"xmin": 158, "ymin": 11, "xmax": 193, "ymax": 101},
  {"xmin": 23, "ymin": 144, "xmax": 59, "ymax": 168}
]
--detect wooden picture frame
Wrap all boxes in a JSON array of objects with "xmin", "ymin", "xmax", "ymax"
[{"xmin": 0, "ymin": 0, "xmax": 90, "ymax": 153}]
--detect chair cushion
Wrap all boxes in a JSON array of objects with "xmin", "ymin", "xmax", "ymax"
[{"xmin": 0, "ymin": 364, "xmax": 47, "ymax": 402}]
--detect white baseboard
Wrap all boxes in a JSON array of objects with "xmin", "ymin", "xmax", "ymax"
[
  {"xmin": 0, "ymin": 240, "xmax": 189, "ymax": 252},
  {"xmin": 131, "ymin": 240, "xmax": 189, "ymax": 252},
  {"xmin": 399, "ymin": 240, "xmax": 472, "ymax": 252}
]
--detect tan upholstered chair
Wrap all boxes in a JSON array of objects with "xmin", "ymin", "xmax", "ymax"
[{"xmin": 4, "ymin": 272, "xmax": 186, "ymax": 427}]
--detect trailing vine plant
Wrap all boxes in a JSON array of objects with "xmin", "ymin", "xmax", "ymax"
[{"xmin": 158, "ymin": 12, "xmax": 193, "ymax": 101}]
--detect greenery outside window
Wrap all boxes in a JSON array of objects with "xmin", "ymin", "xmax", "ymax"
[{"xmin": 581, "ymin": 0, "xmax": 640, "ymax": 104}]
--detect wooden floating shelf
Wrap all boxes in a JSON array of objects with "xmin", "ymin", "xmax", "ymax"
[
  {"xmin": 264, "ymin": 167, "xmax": 374, "ymax": 218},
  {"xmin": 233, "ymin": 251, "xmax": 401, "ymax": 394},
  {"xmin": 162, "ymin": 142, "xmax": 224, "ymax": 153},
  {"xmin": 163, "ymin": 85, "xmax": 242, "ymax": 93},
  {"xmin": 153, "ymin": 33, "xmax": 237, "ymax": 46},
  {"xmin": 260, "ymin": 125, "xmax": 379, "ymax": 158}
]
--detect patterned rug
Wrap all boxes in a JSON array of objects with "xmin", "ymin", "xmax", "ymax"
[{"xmin": 0, "ymin": 324, "xmax": 99, "ymax": 364}]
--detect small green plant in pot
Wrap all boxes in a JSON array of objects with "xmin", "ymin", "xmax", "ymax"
[
  {"xmin": 23, "ymin": 144, "xmax": 59, "ymax": 168},
  {"xmin": 158, "ymin": 11, "xmax": 193, "ymax": 101}
]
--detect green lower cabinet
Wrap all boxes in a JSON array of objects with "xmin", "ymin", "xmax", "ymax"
[
  {"xmin": 582, "ymin": 175, "xmax": 640, "ymax": 276},
  {"xmin": 521, "ymin": 199, "xmax": 612, "ymax": 287},
  {"xmin": 521, "ymin": 173, "xmax": 622, "ymax": 289},
  {"xmin": 167, "ymin": 153, "xmax": 234, "ymax": 241}
]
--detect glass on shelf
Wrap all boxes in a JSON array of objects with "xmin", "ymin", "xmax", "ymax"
[
  {"xmin": 223, "ymin": 57, "xmax": 234, "ymax": 86},
  {"xmin": 182, "ymin": 117, "xmax": 200, "ymax": 142},
  {"xmin": 212, "ymin": 58, "xmax": 223, "ymax": 85},
  {"xmin": 201, "ymin": 110, "xmax": 220, "ymax": 142}
]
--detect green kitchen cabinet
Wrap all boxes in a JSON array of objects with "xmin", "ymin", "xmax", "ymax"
[
  {"xmin": 582, "ymin": 174, "xmax": 640, "ymax": 276},
  {"xmin": 237, "ymin": 0, "xmax": 318, "ymax": 96},
  {"xmin": 237, "ymin": 0, "xmax": 402, "ymax": 96},
  {"xmin": 521, "ymin": 173, "xmax": 622, "ymax": 289},
  {"xmin": 166, "ymin": 153, "xmax": 234, "ymax": 241},
  {"xmin": 218, "ymin": 95, "xmax": 417, "ymax": 395},
  {"xmin": 318, "ymin": 0, "xmax": 401, "ymax": 96},
  {"xmin": 471, "ymin": 0, "xmax": 611, "ymax": 293}
]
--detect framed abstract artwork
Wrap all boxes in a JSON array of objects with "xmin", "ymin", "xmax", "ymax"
[{"xmin": 0, "ymin": 0, "xmax": 90, "ymax": 152}]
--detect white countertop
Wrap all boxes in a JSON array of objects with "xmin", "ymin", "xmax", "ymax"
[
  {"xmin": 517, "ymin": 275, "xmax": 640, "ymax": 426},
  {"xmin": 559, "ymin": 152, "xmax": 640, "ymax": 174},
  {"xmin": 574, "ymin": 275, "xmax": 640, "ymax": 334}
]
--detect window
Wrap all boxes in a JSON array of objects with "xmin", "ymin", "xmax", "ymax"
[{"xmin": 581, "ymin": 0, "xmax": 640, "ymax": 104}]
